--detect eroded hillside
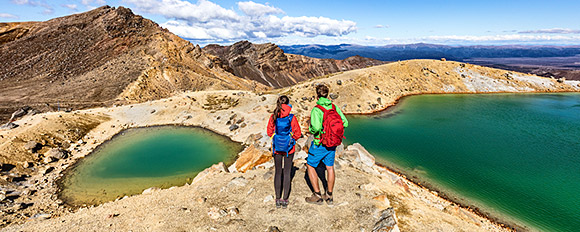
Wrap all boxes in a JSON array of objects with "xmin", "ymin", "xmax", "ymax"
[
  {"xmin": 203, "ymin": 41, "xmax": 386, "ymax": 88},
  {"xmin": 0, "ymin": 6, "xmax": 267, "ymax": 122}
]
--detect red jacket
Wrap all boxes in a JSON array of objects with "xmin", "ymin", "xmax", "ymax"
[{"xmin": 267, "ymin": 104, "xmax": 302, "ymax": 154}]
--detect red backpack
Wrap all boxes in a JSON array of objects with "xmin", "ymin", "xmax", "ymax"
[{"xmin": 315, "ymin": 104, "xmax": 344, "ymax": 147}]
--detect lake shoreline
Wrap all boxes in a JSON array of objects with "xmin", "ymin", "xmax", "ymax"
[
  {"xmin": 345, "ymin": 92, "xmax": 580, "ymax": 232},
  {"xmin": 56, "ymin": 125, "xmax": 244, "ymax": 208}
]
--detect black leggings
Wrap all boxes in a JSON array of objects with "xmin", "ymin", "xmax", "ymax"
[{"xmin": 274, "ymin": 153, "xmax": 294, "ymax": 200}]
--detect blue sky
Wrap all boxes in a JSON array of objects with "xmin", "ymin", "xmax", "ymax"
[{"xmin": 2, "ymin": 0, "xmax": 580, "ymax": 46}]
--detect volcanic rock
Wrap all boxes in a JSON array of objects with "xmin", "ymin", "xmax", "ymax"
[
  {"xmin": 0, "ymin": 6, "xmax": 266, "ymax": 121},
  {"xmin": 45, "ymin": 148, "xmax": 68, "ymax": 160},
  {"xmin": 203, "ymin": 41, "xmax": 385, "ymax": 88},
  {"xmin": 24, "ymin": 141, "xmax": 41, "ymax": 152}
]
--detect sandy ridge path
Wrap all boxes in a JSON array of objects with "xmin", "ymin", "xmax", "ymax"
[{"xmin": 2, "ymin": 59, "xmax": 579, "ymax": 231}]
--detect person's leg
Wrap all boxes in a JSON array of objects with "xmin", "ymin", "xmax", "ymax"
[
  {"xmin": 282, "ymin": 153, "xmax": 294, "ymax": 200},
  {"xmin": 326, "ymin": 165, "xmax": 335, "ymax": 193},
  {"xmin": 306, "ymin": 164, "xmax": 320, "ymax": 193},
  {"xmin": 305, "ymin": 142, "xmax": 325, "ymax": 204},
  {"xmin": 322, "ymin": 146, "xmax": 336, "ymax": 204},
  {"xmin": 305, "ymin": 163, "xmax": 324, "ymax": 204},
  {"xmin": 273, "ymin": 154, "xmax": 283, "ymax": 207}
]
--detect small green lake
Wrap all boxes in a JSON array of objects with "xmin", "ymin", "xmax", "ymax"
[
  {"xmin": 59, "ymin": 126, "xmax": 241, "ymax": 206},
  {"xmin": 345, "ymin": 93, "xmax": 580, "ymax": 232}
]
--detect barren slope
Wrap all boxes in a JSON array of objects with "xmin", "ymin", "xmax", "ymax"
[
  {"xmin": 0, "ymin": 6, "xmax": 266, "ymax": 122},
  {"xmin": 203, "ymin": 41, "xmax": 386, "ymax": 88}
]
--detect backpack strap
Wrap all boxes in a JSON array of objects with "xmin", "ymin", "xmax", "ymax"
[
  {"xmin": 315, "ymin": 104, "xmax": 328, "ymax": 113},
  {"xmin": 288, "ymin": 114, "xmax": 294, "ymax": 137}
]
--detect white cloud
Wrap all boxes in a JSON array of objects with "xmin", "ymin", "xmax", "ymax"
[
  {"xmin": 62, "ymin": 4, "xmax": 78, "ymax": 10},
  {"xmin": 374, "ymin": 24, "xmax": 389, "ymax": 29},
  {"xmin": 77, "ymin": 0, "xmax": 106, "ymax": 10},
  {"xmin": 237, "ymin": 1, "xmax": 283, "ymax": 16},
  {"xmin": 0, "ymin": 13, "xmax": 19, "ymax": 19},
  {"xmin": 124, "ymin": 0, "xmax": 357, "ymax": 42},
  {"xmin": 124, "ymin": 0, "xmax": 239, "ymax": 22},
  {"xmin": 11, "ymin": 0, "xmax": 54, "ymax": 14},
  {"xmin": 519, "ymin": 28, "xmax": 580, "ymax": 34},
  {"xmin": 80, "ymin": 0, "xmax": 106, "ymax": 5}
]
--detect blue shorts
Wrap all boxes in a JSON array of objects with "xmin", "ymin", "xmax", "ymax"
[{"xmin": 307, "ymin": 141, "xmax": 336, "ymax": 167}]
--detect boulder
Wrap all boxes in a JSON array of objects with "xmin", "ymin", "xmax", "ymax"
[
  {"xmin": 243, "ymin": 133, "xmax": 264, "ymax": 146},
  {"xmin": 340, "ymin": 150, "xmax": 359, "ymax": 162},
  {"xmin": 191, "ymin": 162, "xmax": 228, "ymax": 185},
  {"xmin": 43, "ymin": 156, "xmax": 57, "ymax": 164},
  {"xmin": 336, "ymin": 80, "xmax": 342, "ymax": 85},
  {"xmin": 0, "ymin": 122, "xmax": 19, "ymax": 130},
  {"xmin": 373, "ymin": 207, "xmax": 399, "ymax": 232},
  {"xmin": 229, "ymin": 124, "xmax": 239, "ymax": 131},
  {"xmin": 45, "ymin": 148, "xmax": 68, "ymax": 160},
  {"xmin": 233, "ymin": 144, "xmax": 272, "ymax": 173},
  {"xmin": 296, "ymin": 136, "xmax": 310, "ymax": 151},
  {"xmin": 347, "ymin": 143, "xmax": 375, "ymax": 167},
  {"xmin": 294, "ymin": 150, "xmax": 308, "ymax": 160},
  {"xmin": 9, "ymin": 106, "xmax": 32, "ymax": 121},
  {"xmin": 24, "ymin": 141, "xmax": 41, "ymax": 152},
  {"xmin": 43, "ymin": 166, "xmax": 55, "ymax": 174},
  {"xmin": 335, "ymin": 143, "xmax": 345, "ymax": 157},
  {"xmin": 329, "ymin": 93, "xmax": 339, "ymax": 100}
]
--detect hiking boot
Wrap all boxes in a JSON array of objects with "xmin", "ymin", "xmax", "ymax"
[
  {"xmin": 281, "ymin": 199, "xmax": 288, "ymax": 209},
  {"xmin": 323, "ymin": 192, "xmax": 333, "ymax": 205},
  {"xmin": 325, "ymin": 195, "xmax": 333, "ymax": 205},
  {"xmin": 275, "ymin": 199, "xmax": 281, "ymax": 208},
  {"xmin": 305, "ymin": 193, "xmax": 324, "ymax": 205}
]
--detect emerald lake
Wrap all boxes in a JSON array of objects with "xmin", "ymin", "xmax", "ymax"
[
  {"xmin": 59, "ymin": 126, "xmax": 241, "ymax": 206},
  {"xmin": 344, "ymin": 93, "xmax": 580, "ymax": 232}
]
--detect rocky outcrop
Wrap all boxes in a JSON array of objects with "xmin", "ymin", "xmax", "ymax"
[
  {"xmin": 0, "ymin": 6, "xmax": 267, "ymax": 122},
  {"xmin": 203, "ymin": 41, "xmax": 386, "ymax": 88}
]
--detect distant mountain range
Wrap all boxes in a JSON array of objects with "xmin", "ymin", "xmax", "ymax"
[
  {"xmin": 280, "ymin": 43, "xmax": 580, "ymax": 80},
  {"xmin": 279, "ymin": 43, "xmax": 580, "ymax": 61}
]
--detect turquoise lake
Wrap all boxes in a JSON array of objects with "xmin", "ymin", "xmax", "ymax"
[
  {"xmin": 59, "ymin": 126, "xmax": 241, "ymax": 206},
  {"xmin": 344, "ymin": 93, "xmax": 580, "ymax": 232}
]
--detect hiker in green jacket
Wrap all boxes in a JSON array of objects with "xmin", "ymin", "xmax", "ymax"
[{"xmin": 305, "ymin": 84, "xmax": 348, "ymax": 205}]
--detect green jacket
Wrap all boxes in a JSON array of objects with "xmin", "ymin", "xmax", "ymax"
[{"xmin": 309, "ymin": 97, "xmax": 348, "ymax": 145}]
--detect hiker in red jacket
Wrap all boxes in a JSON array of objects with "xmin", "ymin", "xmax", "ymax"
[{"xmin": 267, "ymin": 95, "xmax": 301, "ymax": 209}]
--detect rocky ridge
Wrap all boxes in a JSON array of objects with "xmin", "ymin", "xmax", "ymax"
[
  {"xmin": 203, "ymin": 41, "xmax": 386, "ymax": 88},
  {"xmin": 0, "ymin": 6, "xmax": 267, "ymax": 122},
  {"xmin": 1, "ymin": 60, "xmax": 578, "ymax": 230}
]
